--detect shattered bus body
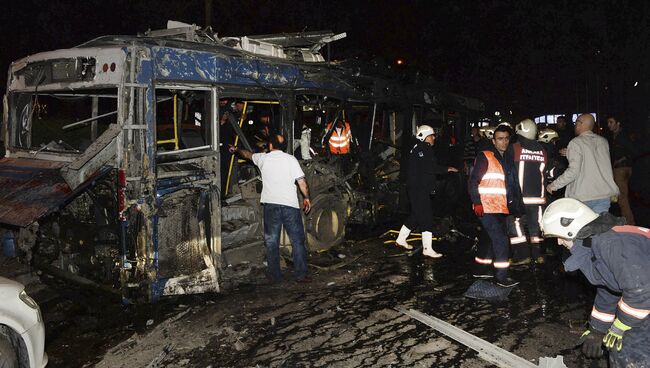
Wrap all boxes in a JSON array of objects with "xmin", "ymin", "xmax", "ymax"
[{"xmin": 0, "ymin": 23, "xmax": 483, "ymax": 301}]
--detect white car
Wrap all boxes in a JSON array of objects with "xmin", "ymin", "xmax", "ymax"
[{"xmin": 0, "ymin": 277, "xmax": 47, "ymax": 367}]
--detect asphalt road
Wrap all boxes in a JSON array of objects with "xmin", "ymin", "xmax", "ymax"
[{"xmin": 0, "ymin": 221, "xmax": 616, "ymax": 368}]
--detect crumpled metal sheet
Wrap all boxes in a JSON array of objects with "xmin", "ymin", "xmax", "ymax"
[
  {"xmin": 221, "ymin": 203, "xmax": 262, "ymax": 248},
  {"xmin": 0, "ymin": 157, "xmax": 70, "ymax": 227},
  {"xmin": 463, "ymin": 280, "xmax": 514, "ymax": 302}
]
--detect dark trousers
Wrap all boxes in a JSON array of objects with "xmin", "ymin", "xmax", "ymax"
[
  {"xmin": 404, "ymin": 188, "xmax": 433, "ymax": 232},
  {"xmin": 508, "ymin": 203, "xmax": 543, "ymax": 261},
  {"xmin": 475, "ymin": 214, "xmax": 510, "ymax": 279},
  {"xmin": 263, "ymin": 204, "xmax": 308, "ymax": 280}
]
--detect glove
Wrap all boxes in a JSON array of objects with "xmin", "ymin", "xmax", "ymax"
[
  {"xmin": 473, "ymin": 204, "xmax": 484, "ymax": 217},
  {"xmin": 578, "ymin": 326, "xmax": 605, "ymax": 358},
  {"xmin": 603, "ymin": 318, "xmax": 631, "ymax": 352}
]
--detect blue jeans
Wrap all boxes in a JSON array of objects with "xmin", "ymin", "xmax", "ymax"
[
  {"xmin": 583, "ymin": 198, "xmax": 610, "ymax": 215},
  {"xmin": 263, "ymin": 204, "xmax": 308, "ymax": 280}
]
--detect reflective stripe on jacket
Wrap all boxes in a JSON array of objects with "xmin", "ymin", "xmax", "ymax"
[
  {"xmin": 565, "ymin": 225, "xmax": 650, "ymax": 332},
  {"xmin": 478, "ymin": 151, "xmax": 509, "ymax": 214},
  {"xmin": 511, "ymin": 137, "xmax": 547, "ymax": 205},
  {"xmin": 327, "ymin": 122, "xmax": 352, "ymax": 154}
]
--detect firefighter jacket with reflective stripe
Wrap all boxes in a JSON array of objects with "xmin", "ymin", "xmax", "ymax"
[
  {"xmin": 327, "ymin": 122, "xmax": 352, "ymax": 154},
  {"xmin": 511, "ymin": 137, "xmax": 548, "ymax": 205},
  {"xmin": 469, "ymin": 149, "xmax": 509, "ymax": 214},
  {"xmin": 407, "ymin": 140, "xmax": 448, "ymax": 192},
  {"xmin": 564, "ymin": 225, "xmax": 650, "ymax": 332}
]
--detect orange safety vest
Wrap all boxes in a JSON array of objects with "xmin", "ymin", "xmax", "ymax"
[
  {"xmin": 478, "ymin": 151, "xmax": 509, "ymax": 214},
  {"xmin": 327, "ymin": 122, "xmax": 352, "ymax": 154}
]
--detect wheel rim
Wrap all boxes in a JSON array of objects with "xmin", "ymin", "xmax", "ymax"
[{"xmin": 313, "ymin": 207, "xmax": 341, "ymax": 243}]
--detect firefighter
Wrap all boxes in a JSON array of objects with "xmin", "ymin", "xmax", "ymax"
[
  {"xmin": 395, "ymin": 125, "xmax": 458, "ymax": 258},
  {"xmin": 542, "ymin": 198, "xmax": 650, "ymax": 367},
  {"xmin": 508, "ymin": 119, "xmax": 548, "ymax": 266},
  {"xmin": 468, "ymin": 124, "xmax": 520, "ymax": 287},
  {"xmin": 538, "ymin": 127, "xmax": 559, "ymax": 144},
  {"xmin": 538, "ymin": 128, "xmax": 565, "ymax": 184},
  {"xmin": 537, "ymin": 127, "xmax": 565, "ymax": 258},
  {"xmin": 479, "ymin": 126, "xmax": 496, "ymax": 143}
]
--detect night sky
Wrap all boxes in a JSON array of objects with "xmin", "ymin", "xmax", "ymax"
[{"xmin": 2, "ymin": 0, "xmax": 649, "ymax": 129}]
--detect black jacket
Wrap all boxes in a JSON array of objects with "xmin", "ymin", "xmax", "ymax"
[
  {"xmin": 511, "ymin": 136, "xmax": 548, "ymax": 202},
  {"xmin": 407, "ymin": 141, "xmax": 448, "ymax": 192},
  {"xmin": 609, "ymin": 129, "xmax": 634, "ymax": 168}
]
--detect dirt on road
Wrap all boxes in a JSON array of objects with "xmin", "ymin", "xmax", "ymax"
[{"xmin": 3, "ymin": 228, "xmax": 607, "ymax": 368}]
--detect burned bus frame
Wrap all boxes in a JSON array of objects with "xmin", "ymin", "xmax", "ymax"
[{"xmin": 0, "ymin": 26, "xmax": 483, "ymax": 302}]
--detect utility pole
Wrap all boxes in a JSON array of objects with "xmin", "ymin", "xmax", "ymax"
[{"xmin": 205, "ymin": 0, "xmax": 213, "ymax": 28}]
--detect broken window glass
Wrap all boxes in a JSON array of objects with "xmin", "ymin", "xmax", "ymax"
[{"xmin": 11, "ymin": 89, "xmax": 117, "ymax": 152}]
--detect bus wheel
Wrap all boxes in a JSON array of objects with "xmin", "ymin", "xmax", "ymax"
[{"xmin": 304, "ymin": 194, "xmax": 348, "ymax": 251}]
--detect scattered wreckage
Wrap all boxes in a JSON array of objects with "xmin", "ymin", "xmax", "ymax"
[{"xmin": 0, "ymin": 21, "xmax": 484, "ymax": 301}]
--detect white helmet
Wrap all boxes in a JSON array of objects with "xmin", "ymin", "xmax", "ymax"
[
  {"xmin": 516, "ymin": 119, "xmax": 538, "ymax": 140},
  {"xmin": 497, "ymin": 121, "xmax": 512, "ymax": 129},
  {"xmin": 416, "ymin": 125, "xmax": 435, "ymax": 142},
  {"xmin": 542, "ymin": 198, "xmax": 599, "ymax": 239},
  {"xmin": 537, "ymin": 128, "xmax": 559, "ymax": 143},
  {"xmin": 479, "ymin": 126, "xmax": 496, "ymax": 140}
]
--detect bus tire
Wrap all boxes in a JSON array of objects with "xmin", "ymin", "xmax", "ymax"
[{"xmin": 304, "ymin": 194, "xmax": 348, "ymax": 251}]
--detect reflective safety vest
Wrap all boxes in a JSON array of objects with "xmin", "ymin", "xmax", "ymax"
[
  {"xmin": 327, "ymin": 122, "xmax": 352, "ymax": 154},
  {"xmin": 478, "ymin": 151, "xmax": 509, "ymax": 214}
]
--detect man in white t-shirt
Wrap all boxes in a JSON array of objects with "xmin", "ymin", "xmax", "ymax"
[{"xmin": 230, "ymin": 134, "xmax": 312, "ymax": 282}]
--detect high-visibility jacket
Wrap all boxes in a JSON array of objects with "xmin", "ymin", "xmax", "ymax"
[
  {"xmin": 475, "ymin": 150, "xmax": 509, "ymax": 214},
  {"xmin": 327, "ymin": 122, "xmax": 352, "ymax": 154},
  {"xmin": 564, "ymin": 224, "xmax": 650, "ymax": 332}
]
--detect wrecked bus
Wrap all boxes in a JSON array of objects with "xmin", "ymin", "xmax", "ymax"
[{"xmin": 0, "ymin": 23, "xmax": 484, "ymax": 301}]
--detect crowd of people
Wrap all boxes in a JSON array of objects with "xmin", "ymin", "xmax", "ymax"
[
  {"xmin": 337, "ymin": 112, "xmax": 648, "ymax": 365},
  {"xmin": 442, "ymin": 114, "xmax": 648, "ymax": 366},
  {"xmin": 224, "ymin": 103, "xmax": 649, "ymax": 365}
]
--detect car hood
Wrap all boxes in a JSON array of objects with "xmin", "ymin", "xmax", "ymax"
[{"xmin": 0, "ymin": 276, "xmax": 24, "ymax": 294}]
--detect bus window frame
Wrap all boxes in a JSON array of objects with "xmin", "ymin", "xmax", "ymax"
[{"xmin": 153, "ymin": 84, "xmax": 217, "ymax": 157}]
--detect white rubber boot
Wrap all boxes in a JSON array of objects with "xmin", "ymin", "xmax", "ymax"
[
  {"xmin": 422, "ymin": 231, "xmax": 442, "ymax": 258},
  {"xmin": 395, "ymin": 225, "xmax": 413, "ymax": 250}
]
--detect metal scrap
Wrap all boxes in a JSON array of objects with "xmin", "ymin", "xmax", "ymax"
[
  {"xmin": 286, "ymin": 253, "xmax": 363, "ymax": 271},
  {"xmin": 145, "ymin": 343, "xmax": 174, "ymax": 368},
  {"xmin": 396, "ymin": 307, "xmax": 568, "ymax": 368}
]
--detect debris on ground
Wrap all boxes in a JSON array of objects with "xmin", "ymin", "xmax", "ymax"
[
  {"xmin": 397, "ymin": 307, "xmax": 568, "ymax": 368},
  {"xmin": 464, "ymin": 280, "xmax": 514, "ymax": 302}
]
